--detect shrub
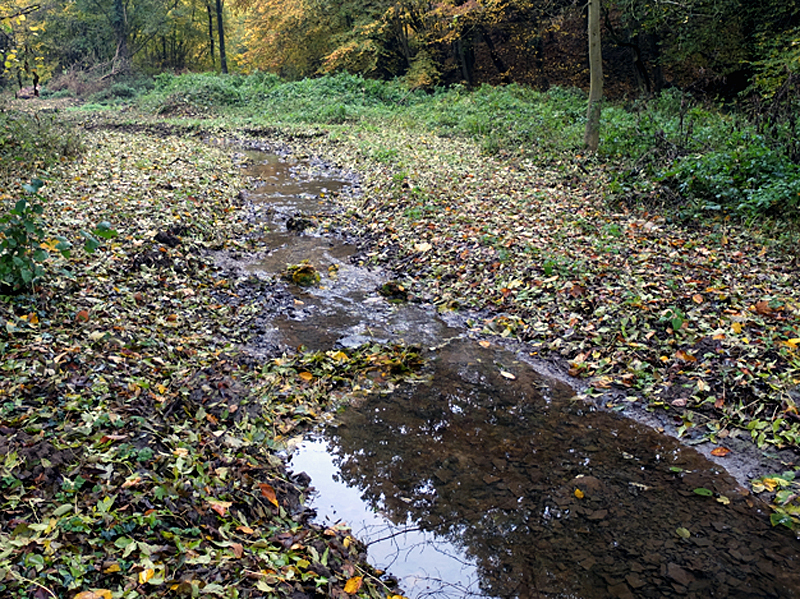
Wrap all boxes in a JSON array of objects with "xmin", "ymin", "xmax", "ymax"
[
  {"xmin": 0, "ymin": 110, "xmax": 83, "ymax": 179},
  {"xmin": 0, "ymin": 180, "xmax": 118, "ymax": 294}
]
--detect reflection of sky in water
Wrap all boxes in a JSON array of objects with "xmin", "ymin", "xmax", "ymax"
[
  {"xmin": 292, "ymin": 439, "xmax": 484, "ymax": 598},
  {"xmin": 290, "ymin": 340, "xmax": 800, "ymax": 599}
]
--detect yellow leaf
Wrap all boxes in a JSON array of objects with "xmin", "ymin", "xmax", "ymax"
[
  {"xmin": 574, "ymin": 488, "xmax": 584, "ymax": 499},
  {"xmin": 103, "ymin": 563, "xmax": 121, "ymax": 574},
  {"xmin": 138, "ymin": 569, "xmax": 155, "ymax": 584},
  {"xmin": 298, "ymin": 371, "xmax": 314, "ymax": 382},
  {"xmin": 732, "ymin": 322, "xmax": 743, "ymax": 334},
  {"xmin": 785, "ymin": 338, "xmax": 800, "ymax": 349},
  {"xmin": 40, "ymin": 238, "xmax": 60, "ymax": 252},
  {"xmin": 330, "ymin": 350, "xmax": 349, "ymax": 361},
  {"xmin": 344, "ymin": 576, "xmax": 363, "ymax": 594},
  {"xmin": 761, "ymin": 478, "xmax": 779, "ymax": 492},
  {"xmin": 74, "ymin": 592, "xmax": 112, "ymax": 599}
]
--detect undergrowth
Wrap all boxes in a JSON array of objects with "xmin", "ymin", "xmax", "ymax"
[{"xmin": 92, "ymin": 71, "xmax": 800, "ymax": 222}]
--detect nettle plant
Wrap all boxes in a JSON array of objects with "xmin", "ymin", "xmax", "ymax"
[{"xmin": 0, "ymin": 179, "xmax": 117, "ymax": 294}]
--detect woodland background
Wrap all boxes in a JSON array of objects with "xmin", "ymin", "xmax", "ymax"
[{"xmin": 1, "ymin": 0, "xmax": 798, "ymax": 101}]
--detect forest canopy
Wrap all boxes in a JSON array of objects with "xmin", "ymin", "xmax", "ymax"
[{"xmin": 0, "ymin": 0, "xmax": 798, "ymax": 98}]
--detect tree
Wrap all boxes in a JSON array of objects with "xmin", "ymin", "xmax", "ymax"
[
  {"xmin": 215, "ymin": 0, "xmax": 226, "ymax": 72},
  {"xmin": 584, "ymin": 0, "xmax": 602, "ymax": 151}
]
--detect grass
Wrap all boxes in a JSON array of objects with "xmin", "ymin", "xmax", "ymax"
[{"xmin": 123, "ymin": 71, "xmax": 800, "ymax": 223}]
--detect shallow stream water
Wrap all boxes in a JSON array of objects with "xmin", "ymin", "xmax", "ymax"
[{"xmin": 236, "ymin": 148, "xmax": 800, "ymax": 599}]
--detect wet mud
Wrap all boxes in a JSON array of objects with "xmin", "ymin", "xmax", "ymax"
[{"xmin": 229, "ymin": 147, "xmax": 800, "ymax": 599}]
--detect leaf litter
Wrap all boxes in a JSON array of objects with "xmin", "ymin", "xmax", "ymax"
[{"xmin": 0, "ymin": 125, "xmax": 419, "ymax": 598}]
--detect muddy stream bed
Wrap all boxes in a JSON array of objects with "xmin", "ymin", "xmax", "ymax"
[{"xmin": 220, "ymin": 145, "xmax": 800, "ymax": 599}]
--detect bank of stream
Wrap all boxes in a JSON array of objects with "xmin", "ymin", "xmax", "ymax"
[{"xmin": 224, "ymin": 144, "xmax": 800, "ymax": 599}]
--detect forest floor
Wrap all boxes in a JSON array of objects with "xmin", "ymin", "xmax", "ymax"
[{"xmin": 1, "ymin": 103, "xmax": 800, "ymax": 598}]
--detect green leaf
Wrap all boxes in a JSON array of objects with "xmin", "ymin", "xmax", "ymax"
[
  {"xmin": 81, "ymin": 232, "xmax": 101, "ymax": 253},
  {"xmin": 22, "ymin": 179, "xmax": 44, "ymax": 194},
  {"xmin": 770, "ymin": 511, "xmax": 795, "ymax": 529},
  {"xmin": 93, "ymin": 221, "xmax": 118, "ymax": 239},
  {"xmin": 693, "ymin": 487, "xmax": 713, "ymax": 497}
]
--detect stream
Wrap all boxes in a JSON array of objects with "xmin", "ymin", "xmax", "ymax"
[{"xmin": 230, "ymin": 146, "xmax": 800, "ymax": 599}]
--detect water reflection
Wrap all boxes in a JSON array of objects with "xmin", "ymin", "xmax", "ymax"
[{"xmin": 310, "ymin": 340, "xmax": 800, "ymax": 598}]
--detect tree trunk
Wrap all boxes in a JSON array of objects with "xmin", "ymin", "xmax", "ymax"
[
  {"xmin": 456, "ymin": 37, "xmax": 474, "ymax": 86},
  {"xmin": 207, "ymin": 1, "xmax": 215, "ymax": 69},
  {"xmin": 111, "ymin": 0, "xmax": 131, "ymax": 73},
  {"xmin": 479, "ymin": 26, "xmax": 509, "ymax": 84},
  {"xmin": 215, "ymin": 0, "xmax": 227, "ymax": 74},
  {"xmin": 584, "ymin": 0, "xmax": 602, "ymax": 152}
]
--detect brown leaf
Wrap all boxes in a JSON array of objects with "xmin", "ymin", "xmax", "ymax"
[
  {"xmin": 710, "ymin": 447, "xmax": 731, "ymax": 457},
  {"xmin": 753, "ymin": 300, "xmax": 773, "ymax": 315},
  {"xmin": 692, "ymin": 294, "xmax": 704, "ymax": 304},
  {"xmin": 675, "ymin": 350, "xmax": 696, "ymax": 362},
  {"xmin": 75, "ymin": 309, "xmax": 90, "ymax": 322},
  {"xmin": 230, "ymin": 542, "xmax": 244, "ymax": 558},
  {"xmin": 208, "ymin": 500, "xmax": 232, "ymax": 517},
  {"xmin": 259, "ymin": 483, "xmax": 280, "ymax": 507}
]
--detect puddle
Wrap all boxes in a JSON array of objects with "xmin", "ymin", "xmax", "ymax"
[
  {"xmin": 294, "ymin": 340, "xmax": 800, "ymax": 599},
  {"xmin": 234, "ymin": 149, "xmax": 800, "ymax": 599}
]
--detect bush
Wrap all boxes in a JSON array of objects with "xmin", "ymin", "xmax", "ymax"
[
  {"xmin": 0, "ymin": 180, "xmax": 50, "ymax": 292},
  {"xmin": 0, "ymin": 180, "xmax": 118, "ymax": 294},
  {"xmin": 0, "ymin": 109, "xmax": 83, "ymax": 179}
]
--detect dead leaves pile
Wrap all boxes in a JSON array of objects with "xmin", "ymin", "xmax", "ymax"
[{"xmin": 0, "ymin": 127, "xmax": 410, "ymax": 598}]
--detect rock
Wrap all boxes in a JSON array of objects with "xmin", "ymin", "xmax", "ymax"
[{"xmin": 667, "ymin": 562, "xmax": 694, "ymax": 587}]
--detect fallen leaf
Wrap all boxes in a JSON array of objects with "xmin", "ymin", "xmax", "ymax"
[
  {"xmin": 259, "ymin": 483, "xmax": 280, "ymax": 507},
  {"xmin": 230, "ymin": 543, "xmax": 244, "ymax": 558},
  {"xmin": 121, "ymin": 476, "xmax": 141, "ymax": 488},
  {"xmin": 298, "ymin": 371, "xmax": 314, "ymax": 382},
  {"xmin": 478, "ymin": 340, "xmax": 491, "ymax": 348},
  {"xmin": 208, "ymin": 500, "xmax": 233, "ymax": 517},
  {"xmin": 710, "ymin": 447, "xmax": 731, "ymax": 457},
  {"xmin": 344, "ymin": 576, "xmax": 363, "ymax": 594},
  {"xmin": 74, "ymin": 592, "xmax": 113, "ymax": 599},
  {"xmin": 75, "ymin": 309, "xmax": 90, "ymax": 322},
  {"xmin": 414, "ymin": 242, "xmax": 432, "ymax": 253},
  {"xmin": 499, "ymin": 370, "xmax": 516, "ymax": 380},
  {"xmin": 236, "ymin": 525, "xmax": 255, "ymax": 535},
  {"xmin": 675, "ymin": 350, "xmax": 696, "ymax": 362},
  {"xmin": 138, "ymin": 569, "xmax": 155, "ymax": 584},
  {"xmin": 692, "ymin": 294, "xmax": 704, "ymax": 304},
  {"xmin": 752, "ymin": 300, "xmax": 773, "ymax": 315},
  {"xmin": 574, "ymin": 488, "xmax": 584, "ymax": 499}
]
